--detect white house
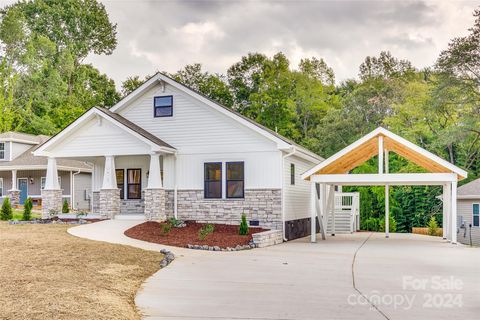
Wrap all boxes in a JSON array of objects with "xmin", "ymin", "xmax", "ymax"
[
  {"xmin": 453, "ymin": 178, "xmax": 480, "ymax": 246},
  {"xmin": 33, "ymin": 73, "xmax": 323, "ymax": 240},
  {"xmin": 0, "ymin": 132, "xmax": 91, "ymax": 210}
]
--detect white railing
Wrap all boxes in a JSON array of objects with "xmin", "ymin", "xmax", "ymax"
[{"xmin": 330, "ymin": 192, "xmax": 360, "ymax": 233}]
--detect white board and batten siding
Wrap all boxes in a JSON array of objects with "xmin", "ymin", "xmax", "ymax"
[
  {"xmin": 116, "ymin": 82, "xmax": 284, "ymax": 190},
  {"xmin": 283, "ymin": 154, "xmax": 317, "ymax": 221}
]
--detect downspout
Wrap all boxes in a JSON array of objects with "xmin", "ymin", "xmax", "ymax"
[
  {"xmin": 282, "ymin": 147, "xmax": 296, "ymax": 241},
  {"xmin": 173, "ymin": 152, "xmax": 178, "ymax": 219},
  {"xmin": 72, "ymin": 169, "xmax": 81, "ymax": 210}
]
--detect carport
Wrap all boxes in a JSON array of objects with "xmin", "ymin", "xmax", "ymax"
[{"xmin": 302, "ymin": 127, "xmax": 468, "ymax": 244}]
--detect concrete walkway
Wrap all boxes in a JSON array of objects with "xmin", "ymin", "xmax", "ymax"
[{"xmin": 69, "ymin": 221, "xmax": 480, "ymax": 320}]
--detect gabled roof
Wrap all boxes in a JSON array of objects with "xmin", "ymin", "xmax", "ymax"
[
  {"xmin": 0, "ymin": 131, "xmax": 49, "ymax": 144},
  {"xmin": 34, "ymin": 107, "xmax": 175, "ymax": 156},
  {"xmin": 109, "ymin": 72, "xmax": 322, "ymax": 162},
  {"xmin": 457, "ymin": 178, "xmax": 480, "ymax": 199},
  {"xmin": 302, "ymin": 127, "xmax": 468, "ymax": 180}
]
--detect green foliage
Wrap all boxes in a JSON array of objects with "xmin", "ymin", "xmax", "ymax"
[
  {"xmin": 239, "ymin": 214, "xmax": 249, "ymax": 235},
  {"xmin": 379, "ymin": 216, "xmax": 397, "ymax": 233},
  {"xmin": 427, "ymin": 216, "xmax": 439, "ymax": 236},
  {"xmin": 362, "ymin": 217, "xmax": 380, "ymax": 232},
  {"xmin": 23, "ymin": 197, "xmax": 33, "ymax": 221},
  {"xmin": 198, "ymin": 224, "xmax": 215, "ymax": 241},
  {"xmin": 1, "ymin": 198, "xmax": 13, "ymax": 221},
  {"xmin": 159, "ymin": 223, "xmax": 172, "ymax": 236},
  {"xmin": 62, "ymin": 199, "xmax": 70, "ymax": 213}
]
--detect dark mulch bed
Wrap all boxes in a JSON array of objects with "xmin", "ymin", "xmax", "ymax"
[{"xmin": 124, "ymin": 221, "xmax": 269, "ymax": 248}]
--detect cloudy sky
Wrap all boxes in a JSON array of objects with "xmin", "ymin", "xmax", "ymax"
[{"xmin": 6, "ymin": 0, "xmax": 480, "ymax": 86}]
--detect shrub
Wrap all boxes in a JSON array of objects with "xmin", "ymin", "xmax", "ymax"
[
  {"xmin": 62, "ymin": 199, "xmax": 69, "ymax": 213},
  {"xmin": 198, "ymin": 224, "xmax": 215, "ymax": 241},
  {"xmin": 23, "ymin": 197, "xmax": 33, "ymax": 221},
  {"xmin": 159, "ymin": 223, "xmax": 172, "ymax": 236},
  {"xmin": 427, "ymin": 216, "xmax": 438, "ymax": 236},
  {"xmin": 1, "ymin": 198, "xmax": 13, "ymax": 221},
  {"xmin": 168, "ymin": 217, "xmax": 185, "ymax": 228},
  {"xmin": 239, "ymin": 214, "xmax": 249, "ymax": 235},
  {"xmin": 363, "ymin": 217, "xmax": 380, "ymax": 231},
  {"xmin": 379, "ymin": 216, "xmax": 397, "ymax": 233}
]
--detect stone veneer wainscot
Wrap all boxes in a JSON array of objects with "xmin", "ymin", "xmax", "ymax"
[{"xmin": 165, "ymin": 189, "xmax": 282, "ymax": 230}]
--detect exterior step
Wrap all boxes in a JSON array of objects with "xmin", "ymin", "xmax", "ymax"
[{"xmin": 114, "ymin": 214, "xmax": 146, "ymax": 221}]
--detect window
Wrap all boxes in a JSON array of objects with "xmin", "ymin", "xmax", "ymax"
[
  {"xmin": 127, "ymin": 169, "xmax": 141, "ymax": 199},
  {"xmin": 204, "ymin": 163, "xmax": 222, "ymax": 198},
  {"xmin": 41, "ymin": 176, "xmax": 61, "ymax": 189},
  {"xmin": 116, "ymin": 169, "xmax": 125, "ymax": 200},
  {"xmin": 154, "ymin": 96, "xmax": 173, "ymax": 117},
  {"xmin": 0, "ymin": 143, "xmax": 4, "ymax": 160},
  {"xmin": 227, "ymin": 162, "xmax": 244, "ymax": 198},
  {"xmin": 473, "ymin": 204, "xmax": 479, "ymax": 227},
  {"xmin": 0, "ymin": 178, "xmax": 3, "ymax": 196},
  {"xmin": 290, "ymin": 163, "xmax": 295, "ymax": 185}
]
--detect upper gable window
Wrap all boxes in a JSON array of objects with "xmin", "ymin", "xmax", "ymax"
[
  {"xmin": 154, "ymin": 96, "xmax": 173, "ymax": 117},
  {"xmin": 0, "ymin": 143, "xmax": 4, "ymax": 160}
]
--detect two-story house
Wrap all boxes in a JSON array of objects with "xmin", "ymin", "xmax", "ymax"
[
  {"xmin": 0, "ymin": 132, "xmax": 91, "ymax": 210},
  {"xmin": 33, "ymin": 73, "xmax": 323, "ymax": 240}
]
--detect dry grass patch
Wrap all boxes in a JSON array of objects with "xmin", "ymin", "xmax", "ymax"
[{"xmin": 0, "ymin": 223, "xmax": 162, "ymax": 320}]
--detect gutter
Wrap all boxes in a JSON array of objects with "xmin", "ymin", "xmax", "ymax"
[
  {"xmin": 173, "ymin": 152, "xmax": 178, "ymax": 219},
  {"xmin": 72, "ymin": 170, "xmax": 81, "ymax": 210},
  {"xmin": 281, "ymin": 147, "xmax": 297, "ymax": 241}
]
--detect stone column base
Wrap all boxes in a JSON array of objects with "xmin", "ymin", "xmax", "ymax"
[
  {"xmin": 144, "ymin": 188, "xmax": 166, "ymax": 221},
  {"xmin": 8, "ymin": 190, "xmax": 20, "ymax": 207},
  {"xmin": 41, "ymin": 189, "xmax": 63, "ymax": 219},
  {"xmin": 99, "ymin": 189, "xmax": 120, "ymax": 219}
]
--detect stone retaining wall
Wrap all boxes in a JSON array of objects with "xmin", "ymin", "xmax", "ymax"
[
  {"xmin": 165, "ymin": 189, "xmax": 282, "ymax": 230},
  {"xmin": 252, "ymin": 230, "xmax": 284, "ymax": 248}
]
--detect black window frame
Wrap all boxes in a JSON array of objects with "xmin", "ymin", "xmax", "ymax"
[
  {"xmin": 290, "ymin": 163, "xmax": 295, "ymax": 185},
  {"xmin": 0, "ymin": 142, "xmax": 4, "ymax": 160},
  {"xmin": 153, "ymin": 95, "xmax": 173, "ymax": 118},
  {"xmin": 204, "ymin": 162, "xmax": 222, "ymax": 199},
  {"xmin": 226, "ymin": 161, "xmax": 244, "ymax": 199},
  {"xmin": 116, "ymin": 169, "xmax": 125, "ymax": 200},
  {"xmin": 473, "ymin": 203, "xmax": 479, "ymax": 227},
  {"xmin": 126, "ymin": 168, "xmax": 142, "ymax": 200}
]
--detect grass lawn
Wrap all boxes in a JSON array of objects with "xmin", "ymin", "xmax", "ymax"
[
  {"xmin": 0, "ymin": 222, "xmax": 162, "ymax": 320},
  {"xmin": 11, "ymin": 209, "xmax": 41, "ymax": 220}
]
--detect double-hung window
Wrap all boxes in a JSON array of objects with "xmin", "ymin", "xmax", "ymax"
[
  {"xmin": 154, "ymin": 96, "xmax": 173, "ymax": 117},
  {"xmin": 116, "ymin": 169, "xmax": 125, "ymax": 200},
  {"xmin": 127, "ymin": 169, "xmax": 141, "ymax": 199},
  {"xmin": 204, "ymin": 163, "xmax": 222, "ymax": 199},
  {"xmin": 290, "ymin": 163, "xmax": 295, "ymax": 185},
  {"xmin": 473, "ymin": 204, "xmax": 479, "ymax": 227},
  {"xmin": 226, "ymin": 162, "xmax": 244, "ymax": 198},
  {"xmin": 0, "ymin": 143, "xmax": 4, "ymax": 160}
]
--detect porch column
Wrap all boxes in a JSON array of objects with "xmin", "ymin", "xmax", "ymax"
[
  {"xmin": 385, "ymin": 184, "xmax": 390, "ymax": 238},
  {"xmin": 310, "ymin": 181, "xmax": 317, "ymax": 243},
  {"xmin": 41, "ymin": 157, "xmax": 62, "ymax": 219},
  {"xmin": 444, "ymin": 182, "xmax": 451, "ymax": 241},
  {"xmin": 8, "ymin": 169, "xmax": 20, "ymax": 206},
  {"xmin": 442, "ymin": 184, "xmax": 448, "ymax": 240},
  {"xmin": 144, "ymin": 153, "xmax": 166, "ymax": 221},
  {"xmin": 99, "ymin": 155, "xmax": 120, "ymax": 219},
  {"xmin": 451, "ymin": 180, "xmax": 458, "ymax": 244}
]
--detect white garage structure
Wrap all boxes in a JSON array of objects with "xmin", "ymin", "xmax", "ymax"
[{"xmin": 302, "ymin": 127, "xmax": 468, "ymax": 244}]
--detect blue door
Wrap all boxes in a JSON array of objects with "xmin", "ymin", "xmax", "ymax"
[{"xmin": 18, "ymin": 178, "xmax": 28, "ymax": 205}]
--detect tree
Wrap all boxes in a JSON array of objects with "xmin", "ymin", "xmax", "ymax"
[
  {"xmin": 299, "ymin": 57, "xmax": 335, "ymax": 86},
  {"xmin": 359, "ymin": 51, "xmax": 415, "ymax": 81},
  {"xmin": 1, "ymin": 198, "xmax": 13, "ymax": 221},
  {"xmin": 23, "ymin": 197, "xmax": 33, "ymax": 221},
  {"xmin": 121, "ymin": 75, "xmax": 147, "ymax": 97}
]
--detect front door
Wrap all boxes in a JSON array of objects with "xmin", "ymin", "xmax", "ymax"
[{"xmin": 18, "ymin": 178, "xmax": 28, "ymax": 205}]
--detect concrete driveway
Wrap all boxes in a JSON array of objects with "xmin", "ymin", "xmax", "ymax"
[{"xmin": 69, "ymin": 221, "xmax": 480, "ymax": 320}]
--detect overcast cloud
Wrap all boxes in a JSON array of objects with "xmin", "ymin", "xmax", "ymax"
[{"xmin": 3, "ymin": 0, "xmax": 479, "ymax": 86}]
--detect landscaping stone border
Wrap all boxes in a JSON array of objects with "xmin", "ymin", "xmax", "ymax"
[
  {"xmin": 159, "ymin": 249, "xmax": 175, "ymax": 267},
  {"xmin": 186, "ymin": 242, "xmax": 256, "ymax": 251}
]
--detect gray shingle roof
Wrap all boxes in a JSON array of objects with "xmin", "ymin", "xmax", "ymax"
[
  {"xmin": 457, "ymin": 178, "xmax": 480, "ymax": 197},
  {"xmin": 0, "ymin": 131, "xmax": 49, "ymax": 144},
  {"xmin": 95, "ymin": 107, "xmax": 175, "ymax": 149}
]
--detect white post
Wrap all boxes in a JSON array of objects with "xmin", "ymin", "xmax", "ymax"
[
  {"xmin": 11, "ymin": 169, "xmax": 18, "ymax": 190},
  {"xmin": 378, "ymin": 136, "xmax": 384, "ymax": 174},
  {"xmin": 445, "ymin": 182, "xmax": 451, "ymax": 241},
  {"xmin": 45, "ymin": 157, "xmax": 60, "ymax": 190},
  {"xmin": 451, "ymin": 180, "xmax": 457, "ymax": 244},
  {"xmin": 328, "ymin": 185, "xmax": 335, "ymax": 235},
  {"xmin": 442, "ymin": 184, "xmax": 447, "ymax": 240},
  {"xmin": 147, "ymin": 153, "xmax": 162, "ymax": 188},
  {"xmin": 385, "ymin": 184, "xmax": 389, "ymax": 238},
  {"xmin": 384, "ymin": 149, "xmax": 389, "ymax": 174},
  {"xmin": 101, "ymin": 155, "xmax": 117, "ymax": 189},
  {"xmin": 310, "ymin": 181, "xmax": 317, "ymax": 243}
]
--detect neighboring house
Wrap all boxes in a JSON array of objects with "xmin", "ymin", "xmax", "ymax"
[
  {"xmin": 33, "ymin": 73, "xmax": 323, "ymax": 240},
  {"xmin": 456, "ymin": 178, "xmax": 480, "ymax": 246},
  {"xmin": 0, "ymin": 132, "xmax": 92, "ymax": 210}
]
